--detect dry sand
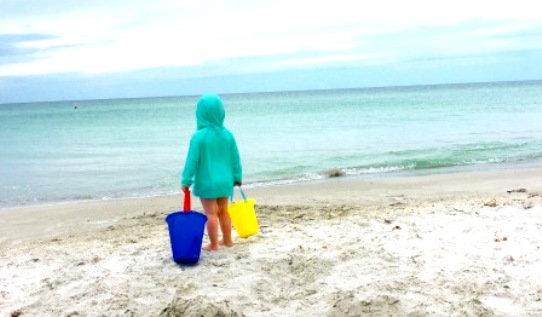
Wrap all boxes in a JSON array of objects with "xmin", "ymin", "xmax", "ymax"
[{"xmin": 1, "ymin": 166, "xmax": 542, "ymax": 316}]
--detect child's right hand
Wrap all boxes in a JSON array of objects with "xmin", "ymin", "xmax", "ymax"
[{"xmin": 182, "ymin": 186, "xmax": 190, "ymax": 193}]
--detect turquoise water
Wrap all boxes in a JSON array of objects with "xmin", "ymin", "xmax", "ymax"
[{"xmin": 1, "ymin": 80, "xmax": 542, "ymax": 207}]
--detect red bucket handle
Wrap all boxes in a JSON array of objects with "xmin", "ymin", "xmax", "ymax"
[{"xmin": 183, "ymin": 188, "xmax": 191, "ymax": 212}]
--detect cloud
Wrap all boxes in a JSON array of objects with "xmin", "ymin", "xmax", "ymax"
[
  {"xmin": 0, "ymin": 33, "xmax": 59, "ymax": 64},
  {"xmin": 1, "ymin": 0, "xmax": 542, "ymax": 103},
  {"xmin": 1, "ymin": 1, "xmax": 540, "ymax": 76}
]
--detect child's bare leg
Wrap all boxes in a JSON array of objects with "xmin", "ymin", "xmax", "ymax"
[
  {"xmin": 217, "ymin": 197, "xmax": 234, "ymax": 247},
  {"xmin": 200, "ymin": 198, "xmax": 219, "ymax": 251}
]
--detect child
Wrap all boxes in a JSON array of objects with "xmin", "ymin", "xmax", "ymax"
[{"xmin": 181, "ymin": 94, "xmax": 242, "ymax": 251}]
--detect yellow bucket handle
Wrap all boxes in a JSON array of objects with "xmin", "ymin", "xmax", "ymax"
[{"xmin": 230, "ymin": 186, "xmax": 247, "ymax": 202}]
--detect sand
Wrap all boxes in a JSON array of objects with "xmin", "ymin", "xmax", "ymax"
[{"xmin": 1, "ymin": 166, "xmax": 542, "ymax": 316}]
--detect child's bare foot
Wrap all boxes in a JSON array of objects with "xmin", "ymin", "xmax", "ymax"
[
  {"xmin": 202, "ymin": 243, "xmax": 218, "ymax": 251},
  {"xmin": 219, "ymin": 239, "xmax": 234, "ymax": 247}
]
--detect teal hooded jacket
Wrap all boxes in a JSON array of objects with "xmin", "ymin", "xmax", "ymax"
[{"xmin": 181, "ymin": 94, "xmax": 242, "ymax": 199}]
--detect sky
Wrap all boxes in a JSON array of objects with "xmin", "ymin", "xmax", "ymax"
[{"xmin": 1, "ymin": 0, "xmax": 542, "ymax": 104}]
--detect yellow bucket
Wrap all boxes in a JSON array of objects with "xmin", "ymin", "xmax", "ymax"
[{"xmin": 228, "ymin": 187, "xmax": 259, "ymax": 238}]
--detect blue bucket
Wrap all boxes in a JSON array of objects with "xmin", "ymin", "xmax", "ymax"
[{"xmin": 165, "ymin": 190, "xmax": 208, "ymax": 264}]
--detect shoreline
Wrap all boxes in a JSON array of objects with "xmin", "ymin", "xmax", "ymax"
[
  {"xmin": 3, "ymin": 158, "xmax": 542, "ymax": 211},
  {"xmin": 1, "ymin": 164, "xmax": 542, "ymax": 245},
  {"xmin": 1, "ymin": 166, "xmax": 542, "ymax": 316}
]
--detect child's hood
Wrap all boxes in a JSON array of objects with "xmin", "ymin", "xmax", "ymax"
[{"xmin": 196, "ymin": 94, "xmax": 225, "ymax": 129}]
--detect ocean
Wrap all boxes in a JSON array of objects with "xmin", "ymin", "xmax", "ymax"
[{"xmin": 1, "ymin": 80, "xmax": 542, "ymax": 208}]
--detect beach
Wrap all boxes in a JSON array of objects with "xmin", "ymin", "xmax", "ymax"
[{"xmin": 1, "ymin": 166, "xmax": 542, "ymax": 317}]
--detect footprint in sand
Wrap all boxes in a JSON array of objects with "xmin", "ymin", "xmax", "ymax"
[{"xmin": 327, "ymin": 292, "xmax": 402, "ymax": 317}]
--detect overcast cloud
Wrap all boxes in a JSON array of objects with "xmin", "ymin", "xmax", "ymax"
[{"xmin": 1, "ymin": 0, "xmax": 541, "ymax": 103}]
